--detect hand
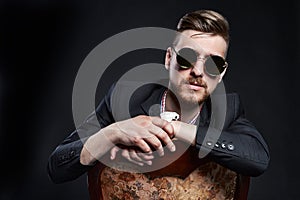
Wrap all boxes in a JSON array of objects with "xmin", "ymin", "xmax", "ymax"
[
  {"xmin": 110, "ymin": 146, "xmax": 154, "ymax": 166},
  {"xmin": 81, "ymin": 115, "xmax": 175, "ymax": 165},
  {"xmin": 107, "ymin": 115, "xmax": 176, "ymax": 156}
]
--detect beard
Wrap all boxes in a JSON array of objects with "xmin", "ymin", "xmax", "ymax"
[{"xmin": 169, "ymin": 76, "xmax": 210, "ymax": 106}]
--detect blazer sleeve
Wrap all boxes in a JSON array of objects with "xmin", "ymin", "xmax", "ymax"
[
  {"xmin": 47, "ymin": 86, "xmax": 115, "ymax": 183},
  {"xmin": 195, "ymin": 93, "xmax": 270, "ymax": 177}
]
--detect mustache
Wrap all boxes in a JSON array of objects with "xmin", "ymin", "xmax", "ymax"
[{"xmin": 186, "ymin": 77, "xmax": 208, "ymax": 89}]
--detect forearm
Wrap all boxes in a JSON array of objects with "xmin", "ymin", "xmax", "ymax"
[
  {"xmin": 80, "ymin": 127, "xmax": 116, "ymax": 165},
  {"xmin": 170, "ymin": 120, "xmax": 269, "ymax": 177},
  {"xmin": 47, "ymin": 128, "xmax": 115, "ymax": 183},
  {"xmin": 195, "ymin": 125, "xmax": 270, "ymax": 176},
  {"xmin": 47, "ymin": 132, "xmax": 93, "ymax": 183},
  {"xmin": 47, "ymin": 85, "xmax": 119, "ymax": 183}
]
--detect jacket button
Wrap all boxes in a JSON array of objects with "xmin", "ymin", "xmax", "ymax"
[
  {"xmin": 215, "ymin": 142, "xmax": 220, "ymax": 148},
  {"xmin": 221, "ymin": 143, "xmax": 226, "ymax": 149},
  {"xmin": 60, "ymin": 155, "xmax": 66, "ymax": 161},
  {"xmin": 227, "ymin": 144, "xmax": 235, "ymax": 151},
  {"xmin": 206, "ymin": 141, "xmax": 213, "ymax": 146},
  {"xmin": 70, "ymin": 150, "xmax": 75, "ymax": 157}
]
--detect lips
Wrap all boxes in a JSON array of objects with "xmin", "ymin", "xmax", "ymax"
[
  {"xmin": 184, "ymin": 77, "xmax": 207, "ymax": 91},
  {"xmin": 188, "ymin": 83, "xmax": 204, "ymax": 91},
  {"xmin": 187, "ymin": 77, "xmax": 207, "ymax": 88},
  {"xmin": 189, "ymin": 80, "xmax": 203, "ymax": 87}
]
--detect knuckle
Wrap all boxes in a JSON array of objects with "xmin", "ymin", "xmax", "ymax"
[
  {"xmin": 152, "ymin": 141, "xmax": 161, "ymax": 149},
  {"xmin": 140, "ymin": 130, "xmax": 150, "ymax": 138},
  {"xmin": 132, "ymin": 136, "xmax": 141, "ymax": 144},
  {"xmin": 161, "ymin": 119, "xmax": 168, "ymax": 127},
  {"xmin": 160, "ymin": 133, "xmax": 168, "ymax": 141}
]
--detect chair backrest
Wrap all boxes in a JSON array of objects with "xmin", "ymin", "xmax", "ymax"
[
  {"xmin": 234, "ymin": 174, "xmax": 250, "ymax": 200},
  {"xmin": 88, "ymin": 140, "xmax": 250, "ymax": 200}
]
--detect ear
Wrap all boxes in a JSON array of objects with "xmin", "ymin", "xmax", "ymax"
[
  {"xmin": 164, "ymin": 47, "xmax": 172, "ymax": 70},
  {"xmin": 218, "ymin": 62, "xmax": 228, "ymax": 83}
]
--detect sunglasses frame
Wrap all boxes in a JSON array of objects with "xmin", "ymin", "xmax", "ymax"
[{"xmin": 171, "ymin": 46, "xmax": 228, "ymax": 77}]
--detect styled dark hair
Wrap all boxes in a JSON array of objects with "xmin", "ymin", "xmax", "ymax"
[{"xmin": 175, "ymin": 10, "xmax": 230, "ymax": 45}]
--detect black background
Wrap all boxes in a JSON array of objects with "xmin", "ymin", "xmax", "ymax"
[{"xmin": 1, "ymin": 0, "xmax": 299, "ymax": 199}]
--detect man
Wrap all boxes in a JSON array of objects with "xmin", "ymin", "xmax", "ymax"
[{"xmin": 48, "ymin": 10, "xmax": 269, "ymax": 199}]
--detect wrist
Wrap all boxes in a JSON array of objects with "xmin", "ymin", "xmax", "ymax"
[
  {"xmin": 80, "ymin": 145, "xmax": 97, "ymax": 166},
  {"xmin": 171, "ymin": 121, "xmax": 197, "ymax": 145},
  {"xmin": 80, "ymin": 127, "xmax": 116, "ymax": 165},
  {"xmin": 170, "ymin": 120, "xmax": 180, "ymax": 138}
]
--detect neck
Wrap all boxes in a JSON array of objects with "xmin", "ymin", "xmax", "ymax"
[{"xmin": 165, "ymin": 90, "xmax": 202, "ymax": 123}]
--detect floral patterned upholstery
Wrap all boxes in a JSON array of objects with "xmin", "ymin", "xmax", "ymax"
[
  {"xmin": 99, "ymin": 162, "xmax": 237, "ymax": 200},
  {"xmin": 88, "ymin": 142, "xmax": 249, "ymax": 200}
]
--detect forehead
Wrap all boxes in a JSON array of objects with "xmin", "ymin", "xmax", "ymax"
[{"xmin": 175, "ymin": 30, "xmax": 228, "ymax": 57}]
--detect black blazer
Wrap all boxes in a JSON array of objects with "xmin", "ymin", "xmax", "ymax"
[{"xmin": 47, "ymin": 83, "xmax": 270, "ymax": 183}]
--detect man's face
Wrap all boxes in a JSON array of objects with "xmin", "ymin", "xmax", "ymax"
[{"xmin": 165, "ymin": 30, "xmax": 228, "ymax": 105}]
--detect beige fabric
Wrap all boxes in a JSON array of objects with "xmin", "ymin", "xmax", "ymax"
[{"xmin": 100, "ymin": 162, "xmax": 237, "ymax": 200}]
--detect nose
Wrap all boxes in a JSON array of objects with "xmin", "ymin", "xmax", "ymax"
[{"xmin": 191, "ymin": 60, "xmax": 205, "ymax": 77}]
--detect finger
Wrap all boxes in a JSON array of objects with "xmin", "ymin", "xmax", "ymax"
[
  {"xmin": 137, "ymin": 151, "xmax": 154, "ymax": 160},
  {"xmin": 110, "ymin": 146, "xmax": 120, "ymax": 160},
  {"xmin": 149, "ymin": 124, "xmax": 176, "ymax": 152},
  {"xmin": 144, "ymin": 135, "xmax": 164, "ymax": 157},
  {"xmin": 137, "ymin": 152, "xmax": 154, "ymax": 165},
  {"xmin": 131, "ymin": 136, "xmax": 153, "ymax": 154},
  {"xmin": 129, "ymin": 149, "xmax": 143, "ymax": 162},
  {"xmin": 151, "ymin": 117, "xmax": 174, "ymax": 136},
  {"xmin": 121, "ymin": 149, "xmax": 144, "ymax": 166},
  {"xmin": 131, "ymin": 150, "xmax": 153, "ymax": 166}
]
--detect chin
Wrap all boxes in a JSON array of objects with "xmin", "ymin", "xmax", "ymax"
[
  {"xmin": 179, "ymin": 91, "xmax": 208, "ymax": 106},
  {"xmin": 169, "ymin": 83, "xmax": 209, "ymax": 106}
]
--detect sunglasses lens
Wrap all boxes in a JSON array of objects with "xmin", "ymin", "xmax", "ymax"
[
  {"xmin": 176, "ymin": 48, "xmax": 198, "ymax": 69},
  {"xmin": 205, "ymin": 55, "xmax": 226, "ymax": 76},
  {"xmin": 174, "ymin": 47, "xmax": 227, "ymax": 75}
]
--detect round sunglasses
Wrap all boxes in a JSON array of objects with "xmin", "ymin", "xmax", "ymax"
[{"xmin": 171, "ymin": 47, "xmax": 228, "ymax": 77}]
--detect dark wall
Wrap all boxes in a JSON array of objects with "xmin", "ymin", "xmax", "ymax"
[{"xmin": 1, "ymin": 0, "xmax": 299, "ymax": 199}]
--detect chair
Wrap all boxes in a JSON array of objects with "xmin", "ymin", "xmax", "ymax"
[{"xmin": 88, "ymin": 141, "xmax": 250, "ymax": 200}]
